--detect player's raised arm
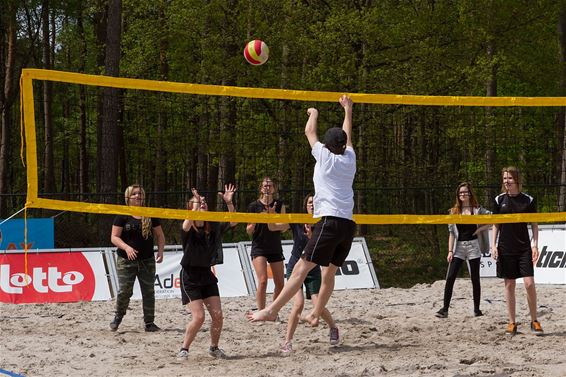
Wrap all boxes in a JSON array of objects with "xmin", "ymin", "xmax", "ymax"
[
  {"xmin": 339, "ymin": 95, "xmax": 353, "ymax": 148},
  {"xmin": 305, "ymin": 107, "xmax": 319, "ymax": 148}
]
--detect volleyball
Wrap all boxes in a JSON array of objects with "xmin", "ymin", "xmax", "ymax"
[{"xmin": 244, "ymin": 40, "xmax": 269, "ymax": 65}]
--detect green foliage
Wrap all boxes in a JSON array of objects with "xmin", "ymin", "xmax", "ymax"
[{"xmin": 5, "ymin": 0, "xmax": 566, "ymax": 267}]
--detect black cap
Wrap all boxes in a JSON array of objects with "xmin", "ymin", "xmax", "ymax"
[{"xmin": 323, "ymin": 127, "xmax": 347, "ymax": 155}]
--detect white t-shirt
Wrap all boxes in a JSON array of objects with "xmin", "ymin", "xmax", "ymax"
[{"xmin": 311, "ymin": 141, "xmax": 356, "ymax": 220}]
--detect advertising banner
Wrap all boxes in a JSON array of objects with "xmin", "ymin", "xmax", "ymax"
[
  {"xmin": 481, "ymin": 225, "xmax": 566, "ymax": 284},
  {"xmin": 0, "ymin": 250, "xmax": 111, "ymax": 303},
  {"xmin": 131, "ymin": 245, "xmax": 250, "ymax": 300},
  {"xmin": 0, "ymin": 218, "xmax": 54, "ymax": 250},
  {"xmin": 533, "ymin": 225, "xmax": 566, "ymax": 284},
  {"xmin": 242, "ymin": 237, "xmax": 379, "ymax": 295}
]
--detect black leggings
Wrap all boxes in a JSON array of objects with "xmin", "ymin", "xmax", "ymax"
[{"xmin": 442, "ymin": 257, "xmax": 481, "ymax": 312}]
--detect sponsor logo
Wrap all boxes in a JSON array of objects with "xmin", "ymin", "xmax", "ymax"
[
  {"xmin": 335, "ymin": 260, "xmax": 360, "ymax": 276},
  {"xmin": 0, "ymin": 253, "xmax": 96, "ymax": 303},
  {"xmin": 536, "ymin": 246, "xmax": 566, "ymax": 268},
  {"xmin": 154, "ymin": 273, "xmax": 181, "ymax": 289},
  {"xmin": 480, "ymin": 259, "xmax": 495, "ymax": 269},
  {"xmin": 283, "ymin": 260, "xmax": 361, "ymax": 276}
]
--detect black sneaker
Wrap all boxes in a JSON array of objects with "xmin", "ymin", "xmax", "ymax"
[
  {"xmin": 144, "ymin": 322, "xmax": 161, "ymax": 332},
  {"xmin": 474, "ymin": 310, "xmax": 483, "ymax": 317},
  {"xmin": 110, "ymin": 315, "xmax": 122, "ymax": 331},
  {"xmin": 435, "ymin": 309, "xmax": 448, "ymax": 318}
]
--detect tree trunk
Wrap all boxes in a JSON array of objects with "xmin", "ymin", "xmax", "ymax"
[
  {"xmin": 42, "ymin": 0, "xmax": 55, "ymax": 194},
  {"xmin": 484, "ymin": 40, "xmax": 497, "ymax": 208},
  {"xmin": 218, "ymin": 77, "xmax": 236, "ymax": 206},
  {"xmin": 99, "ymin": 0, "xmax": 121, "ymax": 200},
  {"xmin": 154, "ymin": 2, "xmax": 169, "ymax": 207},
  {"xmin": 94, "ymin": 0, "xmax": 107, "ymax": 202},
  {"xmin": 77, "ymin": 4, "xmax": 89, "ymax": 198},
  {"xmin": 98, "ymin": 0, "xmax": 121, "ymax": 245},
  {"xmin": 195, "ymin": 0, "xmax": 210, "ymax": 193},
  {"xmin": 0, "ymin": 2, "xmax": 17, "ymax": 218}
]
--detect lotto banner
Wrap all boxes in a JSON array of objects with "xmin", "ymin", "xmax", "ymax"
[
  {"xmin": 243, "ymin": 237, "xmax": 379, "ymax": 295},
  {"xmin": 0, "ymin": 250, "xmax": 111, "ymax": 304},
  {"xmin": 130, "ymin": 245, "xmax": 250, "ymax": 300}
]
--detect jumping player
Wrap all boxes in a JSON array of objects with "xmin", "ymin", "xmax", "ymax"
[{"xmin": 247, "ymin": 95, "xmax": 356, "ymax": 329}]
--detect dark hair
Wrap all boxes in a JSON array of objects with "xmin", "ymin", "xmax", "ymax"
[
  {"xmin": 323, "ymin": 127, "xmax": 347, "ymax": 155},
  {"xmin": 303, "ymin": 193, "xmax": 314, "ymax": 213}
]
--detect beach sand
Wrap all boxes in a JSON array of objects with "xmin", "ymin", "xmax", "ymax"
[{"xmin": 1, "ymin": 278, "xmax": 565, "ymax": 377}]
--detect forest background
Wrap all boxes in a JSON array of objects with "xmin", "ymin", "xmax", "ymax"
[{"xmin": 2, "ymin": 0, "xmax": 566, "ymax": 287}]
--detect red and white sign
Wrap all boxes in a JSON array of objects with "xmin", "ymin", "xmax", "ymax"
[{"xmin": 0, "ymin": 251, "xmax": 111, "ymax": 303}]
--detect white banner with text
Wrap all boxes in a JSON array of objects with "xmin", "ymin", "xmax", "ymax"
[
  {"xmin": 242, "ymin": 237, "xmax": 379, "ymax": 295},
  {"xmin": 480, "ymin": 224, "xmax": 566, "ymax": 284}
]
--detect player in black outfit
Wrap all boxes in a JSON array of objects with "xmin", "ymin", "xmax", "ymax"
[
  {"xmin": 246, "ymin": 177, "xmax": 289, "ymax": 310},
  {"xmin": 491, "ymin": 167, "xmax": 543, "ymax": 336},
  {"xmin": 177, "ymin": 184, "xmax": 237, "ymax": 360}
]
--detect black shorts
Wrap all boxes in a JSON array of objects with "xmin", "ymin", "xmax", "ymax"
[
  {"xmin": 180, "ymin": 270, "xmax": 220, "ymax": 305},
  {"xmin": 496, "ymin": 251, "xmax": 534, "ymax": 279},
  {"xmin": 302, "ymin": 216, "xmax": 356, "ymax": 267},
  {"xmin": 251, "ymin": 253, "xmax": 285, "ymax": 264}
]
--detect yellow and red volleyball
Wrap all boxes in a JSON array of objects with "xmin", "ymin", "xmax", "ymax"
[{"xmin": 244, "ymin": 40, "xmax": 269, "ymax": 65}]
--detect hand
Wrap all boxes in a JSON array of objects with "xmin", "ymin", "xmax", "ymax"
[
  {"xmin": 339, "ymin": 94, "xmax": 353, "ymax": 109},
  {"xmin": 191, "ymin": 187, "xmax": 202, "ymax": 209},
  {"xmin": 531, "ymin": 246, "xmax": 539, "ymax": 263},
  {"xmin": 447, "ymin": 251, "xmax": 453, "ymax": 263},
  {"xmin": 126, "ymin": 246, "xmax": 138, "ymax": 260},
  {"xmin": 155, "ymin": 250, "xmax": 164, "ymax": 263},
  {"xmin": 266, "ymin": 200, "xmax": 280, "ymax": 214},
  {"xmin": 219, "ymin": 183, "xmax": 237, "ymax": 204},
  {"xmin": 491, "ymin": 246, "xmax": 498, "ymax": 261},
  {"xmin": 307, "ymin": 108, "xmax": 318, "ymax": 118}
]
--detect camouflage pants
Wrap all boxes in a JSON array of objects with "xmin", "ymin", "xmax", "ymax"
[{"xmin": 115, "ymin": 256, "xmax": 156, "ymax": 324}]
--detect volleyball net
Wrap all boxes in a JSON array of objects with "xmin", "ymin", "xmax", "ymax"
[{"xmin": 19, "ymin": 68, "xmax": 566, "ymax": 225}]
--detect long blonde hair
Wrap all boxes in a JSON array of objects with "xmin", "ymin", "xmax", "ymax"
[{"xmin": 124, "ymin": 184, "xmax": 151, "ymax": 239}]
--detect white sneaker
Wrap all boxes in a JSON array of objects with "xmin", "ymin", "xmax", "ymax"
[
  {"xmin": 329, "ymin": 327, "xmax": 340, "ymax": 345},
  {"xmin": 208, "ymin": 346, "xmax": 226, "ymax": 358},
  {"xmin": 176, "ymin": 349, "xmax": 189, "ymax": 360},
  {"xmin": 281, "ymin": 341, "xmax": 293, "ymax": 354}
]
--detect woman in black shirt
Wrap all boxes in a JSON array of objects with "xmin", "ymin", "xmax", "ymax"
[
  {"xmin": 492, "ymin": 167, "xmax": 543, "ymax": 336},
  {"xmin": 246, "ymin": 177, "xmax": 289, "ymax": 310},
  {"xmin": 110, "ymin": 184, "xmax": 165, "ymax": 332},
  {"xmin": 177, "ymin": 184, "xmax": 237, "ymax": 360}
]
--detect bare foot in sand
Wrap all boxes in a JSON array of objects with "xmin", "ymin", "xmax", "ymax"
[
  {"xmin": 246, "ymin": 308, "xmax": 278, "ymax": 322},
  {"xmin": 303, "ymin": 312, "xmax": 319, "ymax": 327}
]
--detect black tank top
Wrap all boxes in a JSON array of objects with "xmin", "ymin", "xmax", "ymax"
[{"xmin": 456, "ymin": 223, "xmax": 477, "ymax": 241}]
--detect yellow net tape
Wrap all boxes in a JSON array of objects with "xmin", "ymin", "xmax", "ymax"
[{"xmin": 20, "ymin": 69, "xmax": 566, "ymax": 224}]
